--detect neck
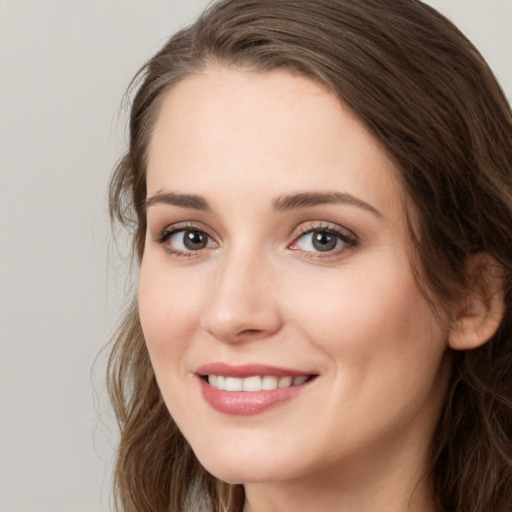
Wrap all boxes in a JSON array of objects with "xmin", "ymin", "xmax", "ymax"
[{"xmin": 243, "ymin": 470, "xmax": 437, "ymax": 512}]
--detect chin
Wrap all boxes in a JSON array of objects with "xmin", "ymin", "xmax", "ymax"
[{"xmin": 193, "ymin": 443, "xmax": 293, "ymax": 485}]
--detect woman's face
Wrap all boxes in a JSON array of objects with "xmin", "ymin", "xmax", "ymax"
[{"xmin": 139, "ymin": 68, "xmax": 451, "ymax": 488}]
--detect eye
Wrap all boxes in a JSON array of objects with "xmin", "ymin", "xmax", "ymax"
[
  {"xmin": 170, "ymin": 229, "xmax": 209, "ymax": 251},
  {"xmin": 155, "ymin": 227, "xmax": 217, "ymax": 255},
  {"xmin": 290, "ymin": 226, "xmax": 357, "ymax": 255},
  {"xmin": 295, "ymin": 230, "xmax": 343, "ymax": 252}
]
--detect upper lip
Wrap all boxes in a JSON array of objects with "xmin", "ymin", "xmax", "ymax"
[{"xmin": 196, "ymin": 362, "xmax": 315, "ymax": 378}]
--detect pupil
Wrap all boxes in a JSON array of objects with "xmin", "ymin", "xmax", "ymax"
[
  {"xmin": 184, "ymin": 230, "xmax": 207, "ymax": 250},
  {"xmin": 312, "ymin": 231, "xmax": 337, "ymax": 252}
]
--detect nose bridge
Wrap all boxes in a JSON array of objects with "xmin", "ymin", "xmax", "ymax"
[{"xmin": 202, "ymin": 240, "xmax": 281, "ymax": 342}]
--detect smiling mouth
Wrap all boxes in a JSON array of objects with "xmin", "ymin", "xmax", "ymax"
[
  {"xmin": 198, "ymin": 366, "xmax": 318, "ymax": 415},
  {"xmin": 202, "ymin": 374, "xmax": 316, "ymax": 392}
]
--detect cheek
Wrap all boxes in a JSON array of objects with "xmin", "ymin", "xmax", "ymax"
[
  {"xmin": 285, "ymin": 259, "xmax": 450, "ymax": 448},
  {"xmin": 287, "ymin": 257, "xmax": 447, "ymax": 372},
  {"xmin": 138, "ymin": 258, "xmax": 204, "ymax": 365}
]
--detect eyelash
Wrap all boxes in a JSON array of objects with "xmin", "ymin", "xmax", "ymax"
[
  {"xmin": 152, "ymin": 222, "xmax": 214, "ymax": 259},
  {"xmin": 290, "ymin": 223, "xmax": 358, "ymax": 259},
  {"xmin": 152, "ymin": 222, "xmax": 358, "ymax": 260}
]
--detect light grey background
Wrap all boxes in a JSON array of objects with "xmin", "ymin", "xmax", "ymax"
[{"xmin": 0, "ymin": 1, "xmax": 510, "ymax": 511}]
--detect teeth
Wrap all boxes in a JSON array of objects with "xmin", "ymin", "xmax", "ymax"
[
  {"xmin": 225, "ymin": 377, "xmax": 243, "ymax": 391},
  {"xmin": 278, "ymin": 376, "xmax": 292, "ymax": 388},
  {"xmin": 207, "ymin": 374, "xmax": 310, "ymax": 392},
  {"xmin": 262, "ymin": 375, "xmax": 278, "ymax": 390},
  {"xmin": 292, "ymin": 375, "xmax": 308, "ymax": 386},
  {"xmin": 243, "ymin": 376, "xmax": 262, "ymax": 391}
]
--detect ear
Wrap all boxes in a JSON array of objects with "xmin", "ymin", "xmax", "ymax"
[{"xmin": 449, "ymin": 253, "xmax": 505, "ymax": 351}]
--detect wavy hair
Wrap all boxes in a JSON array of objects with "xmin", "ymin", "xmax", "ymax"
[{"xmin": 107, "ymin": 1, "xmax": 512, "ymax": 510}]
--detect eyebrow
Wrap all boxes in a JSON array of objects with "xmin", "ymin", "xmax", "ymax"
[
  {"xmin": 272, "ymin": 191, "xmax": 383, "ymax": 217},
  {"xmin": 145, "ymin": 192, "xmax": 211, "ymax": 211},
  {"xmin": 145, "ymin": 190, "xmax": 383, "ymax": 217}
]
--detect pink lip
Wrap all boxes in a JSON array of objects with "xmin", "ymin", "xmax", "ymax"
[
  {"xmin": 196, "ymin": 363, "xmax": 316, "ymax": 416},
  {"xmin": 196, "ymin": 362, "xmax": 310, "ymax": 378}
]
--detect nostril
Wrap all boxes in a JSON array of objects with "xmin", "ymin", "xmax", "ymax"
[{"xmin": 236, "ymin": 328, "xmax": 269, "ymax": 339}]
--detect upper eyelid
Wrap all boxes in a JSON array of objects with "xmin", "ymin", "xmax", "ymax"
[
  {"xmin": 155, "ymin": 221, "xmax": 215, "ymax": 237},
  {"xmin": 292, "ymin": 221, "xmax": 358, "ymax": 240}
]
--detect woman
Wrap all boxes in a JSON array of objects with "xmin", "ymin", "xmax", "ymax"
[{"xmin": 107, "ymin": 1, "xmax": 512, "ymax": 511}]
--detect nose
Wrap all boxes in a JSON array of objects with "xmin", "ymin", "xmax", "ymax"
[{"xmin": 201, "ymin": 248, "xmax": 283, "ymax": 344}]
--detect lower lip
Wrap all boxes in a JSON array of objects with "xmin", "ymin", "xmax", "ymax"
[{"xmin": 199, "ymin": 378, "xmax": 312, "ymax": 416}]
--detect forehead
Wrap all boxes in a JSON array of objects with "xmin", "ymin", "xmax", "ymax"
[{"xmin": 146, "ymin": 67, "xmax": 404, "ymax": 220}]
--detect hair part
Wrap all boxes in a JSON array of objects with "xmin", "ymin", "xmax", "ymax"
[{"xmin": 107, "ymin": 1, "xmax": 512, "ymax": 510}]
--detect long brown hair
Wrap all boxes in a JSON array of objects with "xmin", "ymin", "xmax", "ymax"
[{"xmin": 107, "ymin": 1, "xmax": 512, "ymax": 510}]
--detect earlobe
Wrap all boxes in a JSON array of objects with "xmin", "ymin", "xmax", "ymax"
[{"xmin": 448, "ymin": 254, "xmax": 505, "ymax": 351}]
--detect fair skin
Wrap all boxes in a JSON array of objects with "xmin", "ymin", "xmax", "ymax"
[{"xmin": 139, "ymin": 67, "xmax": 453, "ymax": 512}]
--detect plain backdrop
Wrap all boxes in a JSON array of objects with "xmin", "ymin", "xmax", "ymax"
[{"xmin": 0, "ymin": 1, "xmax": 510, "ymax": 511}]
